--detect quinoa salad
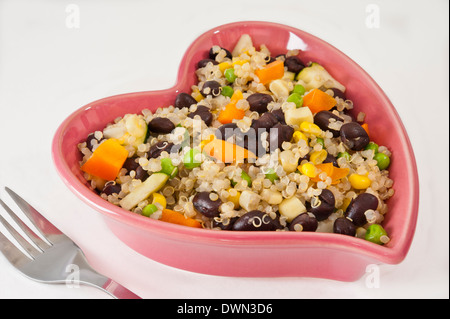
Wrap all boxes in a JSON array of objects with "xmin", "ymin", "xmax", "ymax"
[{"xmin": 78, "ymin": 34, "xmax": 394, "ymax": 244}]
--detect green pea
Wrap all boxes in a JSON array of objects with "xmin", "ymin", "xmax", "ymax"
[
  {"xmin": 241, "ymin": 171, "xmax": 252, "ymax": 187},
  {"xmin": 159, "ymin": 158, "xmax": 179, "ymax": 178},
  {"xmin": 337, "ymin": 151, "xmax": 351, "ymax": 161},
  {"xmin": 183, "ymin": 148, "xmax": 202, "ymax": 169},
  {"xmin": 286, "ymin": 93, "xmax": 303, "ymax": 108},
  {"xmin": 293, "ymin": 84, "xmax": 306, "ymax": 96},
  {"xmin": 221, "ymin": 85, "xmax": 234, "ymax": 98},
  {"xmin": 265, "ymin": 168, "xmax": 279, "ymax": 183},
  {"xmin": 374, "ymin": 152, "xmax": 390, "ymax": 170},
  {"xmin": 231, "ymin": 171, "xmax": 252, "ymax": 187},
  {"xmin": 316, "ymin": 137, "xmax": 324, "ymax": 147},
  {"xmin": 365, "ymin": 142, "xmax": 379, "ymax": 154},
  {"xmin": 365, "ymin": 224, "xmax": 388, "ymax": 245},
  {"xmin": 142, "ymin": 204, "xmax": 158, "ymax": 217},
  {"xmin": 224, "ymin": 68, "xmax": 237, "ymax": 83}
]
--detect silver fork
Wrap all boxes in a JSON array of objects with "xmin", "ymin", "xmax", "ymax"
[{"xmin": 0, "ymin": 187, "xmax": 141, "ymax": 299}]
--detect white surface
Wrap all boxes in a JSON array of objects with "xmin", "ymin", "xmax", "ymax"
[{"xmin": 0, "ymin": 0, "xmax": 448, "ymax": 299}]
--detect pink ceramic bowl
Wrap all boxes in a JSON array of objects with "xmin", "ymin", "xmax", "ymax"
[{"xmin": 52, "ymin": 21, "xmax": 419, "ymax": 281}]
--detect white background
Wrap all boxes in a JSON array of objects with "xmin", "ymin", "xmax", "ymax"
[{"xmin": 0, "ymin": 0, "xmax": 448, "ymax": 299}]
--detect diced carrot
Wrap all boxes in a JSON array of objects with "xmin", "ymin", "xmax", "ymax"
[
  {"xmin": 361, "ymin": 123, "xmax": 370, "ymax": 138},
  {"xmin": 312, "ymin": 162, "xmax": 349, "ymax": 184},
  {"xmin": 255, "ymin": 60, "xmax": 284, "ymax": 85},
  {"xmin": 230, "ymin": 89, "xmax": 243, "ymax": 102},
  {"xmin": 329, "ymin": 167, "xmax": 350, "ymax": 184},
  {"xmin": 160, "ymin": 209, "xmax": 202, "ymax": 228},
  {"xmin": 303, "ymin": 89, "xmax": 337, "ymax": 114},
  {"xmin": 81, "ymin": 138, "xmax": 129, "ymax": 181},
  {"xmin": 312, "ymin": 163, "xmax": 334, "ymax": 182},
  {"xmin": 218, "ymin": 102, "xmax": 245, "ymax": 124},
  {"xmin": 218, "ymin": 90, "xmax": 245, "ymax": 124},
  {"xmin": 202, "ymin": 138, "xmax": 257, "ymax": 164}
]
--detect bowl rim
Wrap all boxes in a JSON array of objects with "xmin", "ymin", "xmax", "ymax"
[{"xmin": 52, "ymin": 20, "xmax": 419, "ymax": 265}]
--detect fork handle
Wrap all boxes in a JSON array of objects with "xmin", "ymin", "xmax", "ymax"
[
  {"xmin": 80, "ymin": 270, "xmax": 141, "ymax": 299},
  {"xmin": 101, "ymin": 279, "xmax": 141, "ymax": 299}
]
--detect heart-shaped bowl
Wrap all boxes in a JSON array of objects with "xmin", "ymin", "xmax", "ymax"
[{"xmin": 52, "ymin": 21, "xmax": 419, "ymax": 281}]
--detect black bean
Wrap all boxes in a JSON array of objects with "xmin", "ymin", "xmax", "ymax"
[
  {"xmin": 323, "ymin": 153, "xmax": 339, "ymax": 167},
  {"xmin": 85, "ymin": 133, "xmax": 104, "ymax": 152},
  {"xmin": 193, "ymin": 192, "xmax": 222, "ymax": 218},
  {"xmin": 270, "ymin": 109, "xmax": 286, "ymax": 124},
  {"xmin": 209, "ymin": 46, "xmax": 232, "ymax": 60},
  {"xmin": 340, "ymin": 122, "xmax": 370, "ymax": 151},
  {"xmin": 148, "ymin": 117, "xmax": 175, "ymax": 134},
  {"xmin": 122, "ymin": 157, "xmax": 148, "ymax": 181},
  {"xmin": 215, "ymin": 123, "xmax": 238, "ymax": 141},
  {"xmin": 251, "ymin": 112, "xmax": 279, "ymax": 131},
  {"xmin": 235, "ymin": 129, "xmax": 260, "ymax": 154},
  {"xmin": 213, "ymin": 216, "xmax": 238, "ymax": 230},
  {"xmin": 331, "ymin": 88, "xmax": 346, "ymax": 100},
  {"xmin": 174, "ymin": 92, "xmax": 197, "ymax": 109},
  {"xmin": 307, "ymin": 189, "xmax": 336, "ymax": 221},
  {"xmin": 188, "ymin": 105, "xmax": 213, "ymax": 126},
  {"xmin": 194, "ymin": 105, "xmax": 210, "ymax": 113},
  {"xmin": 122, "ymin": 157, "xmax": 140, "ymax": 172},
  {"xmin": 284, "ymin": 56, "xmax": 305, "ymax": 74},
  {"xmin": 200, "ymin": 81, "xmax": 222, "ymax": 97},
  {"xmin": 147, "ymin": 141, "xmax": 175, "ymax": 159},
  {"xmin": 135, "ymin": 166, "xmax": 149, "ymax": 181},
  {"xmin": 269, "ymin": 123, "xmax": 294, "ymax": 151},
  {"xmin": 333, "ymin": 217, "xmax": 356, "ymax": 236},
  {"xmin": 289, "ymin": 213, "xmax": 318, "ymax": 231},
  {"xmin": 232, "ymin": 210, "xmax": 281, "ymax": 231},
  {"xmin": 197, "ymin": 59, "xmax": 218, "ymax": 69},
  {"xmin": 242, "ymin": 129, "xmax": 263, "ymax": 155},
  {"xmin": 247, "ymin": 93, "xmax": 274, "ymax": 114},
  {"xmin": 101, "ymin": 182, "xmax": 121, "ymax": 196},
  {"xmin": 345, "ymin": 193, "xmax": 379, "ymax": 227},
  {"xmin": 314, "ymin": 111, "xmax": 344, "ymax": 137}
]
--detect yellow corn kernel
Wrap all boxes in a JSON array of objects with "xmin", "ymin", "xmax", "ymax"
[
  {"xmin": 299, "ymin": 163, "xmax": 318, "ymax": 178},
  {"xmin": 227, "ymin": 188, "xmax": 241, "ymax": 209},
  {"xmin": 293, "ymin": 131, "xmax": 308, "ymax": 143},
  {"xmin": 218, "ymin": 61, "xmax": 232, "ymax": 73},
  {"xmin": 200, "ymin": 135, "xmax": 215, "ymax": 150},
  {"xmin": 310, "ymin": 150, "xmax": 328, "ymax": 165},
  {"xmin": 232, "ymin": 59, "xmax": 249, "ymax": 67},
  {"xmin": 151, "ymin": 193, "xmax": 167, "ymax": 209},
  {"xmin": 192, "ymin": 89, "xmax": 204, "ymax": 102},
  {"xmin": 348, "ymin": 173, "xmax": 372, "ymax": 190},
  {"xmin": 300, "ymin": 121, "xmax": 322, "ymax": 136}
]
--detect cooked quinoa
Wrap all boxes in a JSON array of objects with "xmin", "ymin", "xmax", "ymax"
[{"xmin": 78, "ymin": 34, "xmax": 394, "ymax": 244}]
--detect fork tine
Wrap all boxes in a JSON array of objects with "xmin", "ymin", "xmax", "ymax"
[
  {"xmin": 0, "ymin": 198, "xmax": 50, "ymax": 252},
  {"xmin": 0, "ymin": 209, "xmax": 40, "ymax": 260},
  {"xmin": 0, "ymin": 228, "xmax": 33, "ymax": 268},
  {"xmin": 5, "ymin": 187, "xmax": 56, "ymax": 245}
]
